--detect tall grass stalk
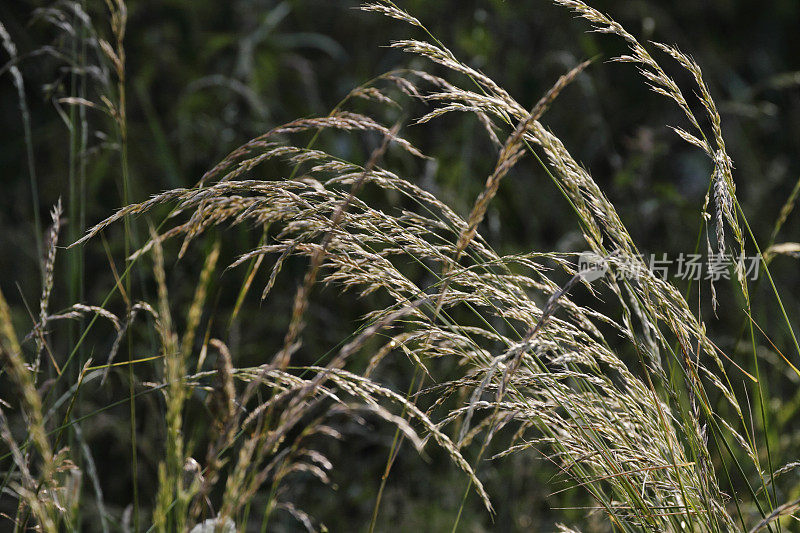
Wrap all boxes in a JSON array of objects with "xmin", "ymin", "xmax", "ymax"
[
  {"xmin": 0, "ymin": 22, "xmax": 42, "ymax": 267},
  {"xmin": 4, "ymin": 1, "xmax": 800, "ymax": 531}
]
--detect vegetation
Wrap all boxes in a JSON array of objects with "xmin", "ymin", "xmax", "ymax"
[{"xmin": 1, "ymin": 1, "xmax": 800, "ymax": 531}]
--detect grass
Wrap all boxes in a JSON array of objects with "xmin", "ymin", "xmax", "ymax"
[{"xmin": 1, "ymin": 0, "xmax": 800, "ymax": 531}]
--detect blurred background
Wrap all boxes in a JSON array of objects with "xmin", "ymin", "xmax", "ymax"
[{"xmin": 1, "ymin": 1, "xmax": 799, "ymax": 530}]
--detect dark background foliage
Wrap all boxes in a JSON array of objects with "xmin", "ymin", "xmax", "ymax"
[{"xmin": 1, "ymin": 1, "xmax": 799, "ymax": 530}]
